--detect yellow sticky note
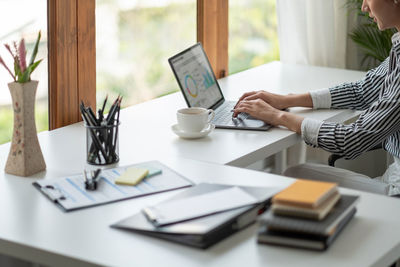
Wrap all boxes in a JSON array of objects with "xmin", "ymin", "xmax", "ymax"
[{"xmin": 115, "ymin": 167, "xmax": 149, "ymax": 186}]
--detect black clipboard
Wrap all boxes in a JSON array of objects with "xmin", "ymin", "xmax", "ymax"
[{"xmin": 33, "ymin": 161, "xmax": 193, "ymax": 212}]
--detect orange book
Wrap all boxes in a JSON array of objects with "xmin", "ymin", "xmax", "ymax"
[{"xmin": 272, "ymin": 180, "xmax": 338, "ymax": 209}]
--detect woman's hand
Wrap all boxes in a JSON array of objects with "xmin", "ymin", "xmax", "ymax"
[
  {"xmin": 234, "ymin": 90, "xmax": 287, "ymax": 110},
  {"xmin": 233, "ymin": 99, "xmax": 284, "ymax": 126},
  {"xmin": 233, "ymin": 99, "xmax": 305, "ymax": 134},
  {"xmin": 233, "ymin": 90, "xmax": 313, "ymax": 118}
]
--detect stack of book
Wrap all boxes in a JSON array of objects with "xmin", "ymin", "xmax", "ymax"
[{"xmin": 257, "ymin": 179, "xmax": 359, "ymax": 251}]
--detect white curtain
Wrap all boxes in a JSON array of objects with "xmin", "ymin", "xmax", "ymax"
[
  {"xmin": 277, "ymin": 0, "xmax": 349, "ymax": 68},
  {"xmin": 276, "ymin": 0, "xmax": 349, "ymax": 170}
]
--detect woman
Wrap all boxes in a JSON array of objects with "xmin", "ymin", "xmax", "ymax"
[{"xmin": 233, "ymin": 0, "xmax": 400, "ymax": 195}]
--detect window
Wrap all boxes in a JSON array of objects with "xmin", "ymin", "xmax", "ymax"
[
  {"xmin": 229, "ymin": 0, "xmax": 279, "ymax": 75},
  {"xmin": 0, "ymin": 1, "xmax": 229, "ymax": 136},
  {"xmin": 0, "ymin": 0, "xmax": 48, "ymax": 144},
  {"xmin": 96, "ymin": 0, "xmax": 196, "ymax": 109}
]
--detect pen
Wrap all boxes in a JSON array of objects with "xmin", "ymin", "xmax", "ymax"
[
  {"xmin": 86, "ymin": 107, "xmax": 98, "ymax": 126},
  {"xmin": 106, "ymin": 96, "xmax": 120, "ymax": 125},
  {"xmin": 84, "ymin": 169, "xmax": 102, "ymax": 191},
  {"xmin": 112, "ymin": 96, "xmax": 122, "ymax": 160},
  {"xmin": 142, "ymin": 207, "xmax": 158, "ymax": 225},
  {"xmin": 81, "ymin": 104, "xmax": 103, "ymax": 162},
  {"xmin": 83, "ymin": 170, "xmax": 88, "ymax": 183},
  {"xmin": 98, "ymin": 109, "xmax": 104, "ymax": 123},
  {"xmin": 80, "ymin": 96, "xmax": 122, "ymax": 164},
  {"xmin": 101, "ymin": 94, "xmax": 108, "ymax": 115},
  {"xmin": 92, "ymin": 169, "xmax": 101, "ymax": 180}
]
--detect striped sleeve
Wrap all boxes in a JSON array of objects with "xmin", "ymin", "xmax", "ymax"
[
  {"xmin": 301, "ymin": 118, "xmax": 323, "ymax": 146},
  {"xmin": 329, "ymin": 57, "xmax": 390, "ymax": 110},
  {"xmin": 317, "ymin": 71, "xmax": 400, "ymax": 159},
  {"xmin": 309, "ymin": 88, "xmax": 331, "ymax": 109}
]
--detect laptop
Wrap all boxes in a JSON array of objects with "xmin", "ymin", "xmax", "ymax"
[{"xmin": 168, "ymin": 43, "xmax": 271, "ymax": 130}]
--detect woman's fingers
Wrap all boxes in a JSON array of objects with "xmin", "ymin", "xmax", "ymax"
[
  {"xmin": 233, "ymin": 100, "xmax": 256, "ymax": 117},
  {"xmin": 239, "ymin": 91, "xmax": 256, "ymax": 101},
  {"xmin": 234, "ymin": 91, "xmax": 259, "ymax": 108},
  {"xmin": 243, "ymin": 93, "xmax": 260, "ymax": 101},
  {"xmin": 233, "ymin": 101, "xmax": 249, "ymax": 117}
]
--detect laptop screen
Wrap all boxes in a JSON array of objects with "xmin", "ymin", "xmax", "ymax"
[{"xmin": 169, "ymin": 43, "xmax": 224, "ymax": 109}]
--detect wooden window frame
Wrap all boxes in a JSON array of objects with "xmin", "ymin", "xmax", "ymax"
[
  {"xmin": 197, "ymin": 0, "xmax": 228, "ymax": 79},
  {"xmin": 47, "ymin": 0, "xmax": 96, "ymax": 130},
  {"xmin": 47, "ymin": 0, "xmax": 227, "ymax": 130}
]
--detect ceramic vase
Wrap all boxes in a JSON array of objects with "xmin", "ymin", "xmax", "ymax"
[{"xmin": 5, "ymin": 81, "xmax": 46, "ymax": 176}]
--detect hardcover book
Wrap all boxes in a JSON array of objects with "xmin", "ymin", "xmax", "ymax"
[
  {"xmin": 271, "ymin": 191, "xmax": 341, "ymax": 220},
  {"xmin": 260, "ymin": 194, "xmax": 359, "ymax": 235},
  {"xmin": 257, "ymin": 208, "xmax": 357, "ymax": 251},
  {"xmin": 272, "ymin": 179, "xmax": 338, "ymax": 208}
]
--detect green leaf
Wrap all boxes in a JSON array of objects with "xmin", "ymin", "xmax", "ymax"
[
  {"xmin": 17, "ymin": 59, "xmax": 42, "ymax": 83},
  {"xmin": 19, "ymin": 69, "xmax": 31, "ymax": 83},
  {"xmin": 14, "ymin": 60, "xmax": 19, "ymax": 76},
  {"xmin": 349, "ymin": 23, "xmax": 395, "ymax": 69},
  {"xmin": 28, "ymin": 59, "xmax": 42, "ymax": 74},
  {"xmin": 29, "ymin": 31, "xmax": 41, "ymax": 66},
  {"xmin": 14, "ymin": 60, "xmax": 22, "ymax": 80}
]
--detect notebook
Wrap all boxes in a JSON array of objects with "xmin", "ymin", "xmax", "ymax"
[
  {"xmin": 111, "ymin": 183, "xmax": 282, "ymax": 249},
  {"xmin": 258, "ymin": 208, "xmax": 356, "ymax": 251},
  {"xmin": 168, "ymin": 43, "xmax": 271, "ymax": 131},
  {"xmin": 271, "ymin": 191, "xmax": 341, "ymax": 220},
  {"xmin": 260, "ymin": 194, "xmax": 359, "ymax": 235},
  {"xmin": 272, "ymin": 179, "xmax": 338, "ymax": 208}
]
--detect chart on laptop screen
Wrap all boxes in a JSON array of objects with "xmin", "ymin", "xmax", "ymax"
[{"xmin": 172, "ymin": 45, "xmax": 222, "ymax": 108}]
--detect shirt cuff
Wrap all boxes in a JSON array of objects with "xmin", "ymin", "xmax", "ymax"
[
  {"xmin": 301, "ymin": 118, "xmax": 323, "ymax": 147},
  {"xmin": 309, "ymin": 88, "xmax": 331, "ymax": 109}
]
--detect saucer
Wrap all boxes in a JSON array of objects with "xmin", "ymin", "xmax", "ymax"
[{"xmin": 171, "ymin": 124, "xmax": 215, "ymax": 139}]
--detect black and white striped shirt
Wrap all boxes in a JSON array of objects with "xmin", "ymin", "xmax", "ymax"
[{"xmin": 302, "ymin": 32, "xmax": 400, "ymax": 160}]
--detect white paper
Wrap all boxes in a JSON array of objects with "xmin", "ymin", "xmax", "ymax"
[
  {"xmin": 35, "ymin": 162, "xmax": 192, "ymax": 211},
  {"xmin": 145, "ymin": 186, "xmax": 258, "ymax": 226}
]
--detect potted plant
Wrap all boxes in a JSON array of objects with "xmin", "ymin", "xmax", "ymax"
[{"xmin": 0, "ymin": 31, "xmax": 46, "ymax": 176}]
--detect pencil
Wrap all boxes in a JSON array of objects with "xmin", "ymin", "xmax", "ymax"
[{"xmin": 112, "ymin": 96, "xmax": 122, "ymax": 161}]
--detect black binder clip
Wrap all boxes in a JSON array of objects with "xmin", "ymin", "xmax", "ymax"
[
  {"xmin": 84, "ymin": 169, "xmax": 102, "ymax": 191},
  {"xmin": 43, "ymin": 185, "xmax": 66, "ymax": 202}
]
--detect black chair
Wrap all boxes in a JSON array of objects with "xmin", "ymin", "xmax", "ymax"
[
  {"xmin": 327, "ymin": 144, "xmax": 400, "ymax": 198},
  {"xmin": 328, "ymin": 144, "xmax": 383, "ymax": 167}
]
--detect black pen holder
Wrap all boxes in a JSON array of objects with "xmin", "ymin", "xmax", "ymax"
[{"xmin": 85, "ymin": 122, "xmax": 120, "ymax": 165}]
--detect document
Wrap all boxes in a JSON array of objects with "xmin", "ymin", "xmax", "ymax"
[
  {"xmin": 112, "ymin": 183, "xmax": 282, "ymax": 249},
  {"xmin": 33, "ymin": 161, "xmax": 193, "ymax": 212},
  {"xmin": 143, "ymin": 186, "xmax": 258, "ymax": 226}
]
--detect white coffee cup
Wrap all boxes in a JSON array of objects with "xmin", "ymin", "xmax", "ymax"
[{"xmin": 177, "ymin": 107, "xmax": 215, "ymax": 132}]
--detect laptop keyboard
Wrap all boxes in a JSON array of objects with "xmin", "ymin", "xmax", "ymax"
[{"xmin": 213, "ymin": 102, "xmax": 249, "ymax": 125}]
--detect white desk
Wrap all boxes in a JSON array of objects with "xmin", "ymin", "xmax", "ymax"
[
  {"xmin": 1, "ymin": 62, "xmax": 389, "ymax": 267},
  {"xmin": 23, "ymin": 61, "xmax": 364, "ymax": 176},
  {"xmin": 0, "ymin": 155, "xmax": 399, "ymax": 267},
  {"xmin": 116, "ymin": 62, "xmax": 364, "ymax": 168},
  {"xmin": 0, "ymin": 62, "xmax": 366, "ymax": 177}
]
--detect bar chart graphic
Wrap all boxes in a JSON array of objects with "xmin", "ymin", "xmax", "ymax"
[{"xmin": 202, "ymin": 67, "xmax": 215, "ymax": 89}]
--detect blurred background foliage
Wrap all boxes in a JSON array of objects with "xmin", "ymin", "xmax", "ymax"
[
  {"xmin": 1, "ymin": 0, "xmax": 278, "ymax": 144},
  {"xmin": 96, "ymin": 0, "xmax": 279, "ymax": 109},
  {"xmin": 346, "ymin": 0, "xmax": 397, "ymax": 69},
  {"xmin": 0, "ymin": 0, "xmax": 48, "ymax": 145},
  {"xmin": 0, "ymin": 103, "xmax": 47, "ymax": 144},
  {"xmin": 229, "ymin": 0, "xmax": 279, "ymax": 74}
]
